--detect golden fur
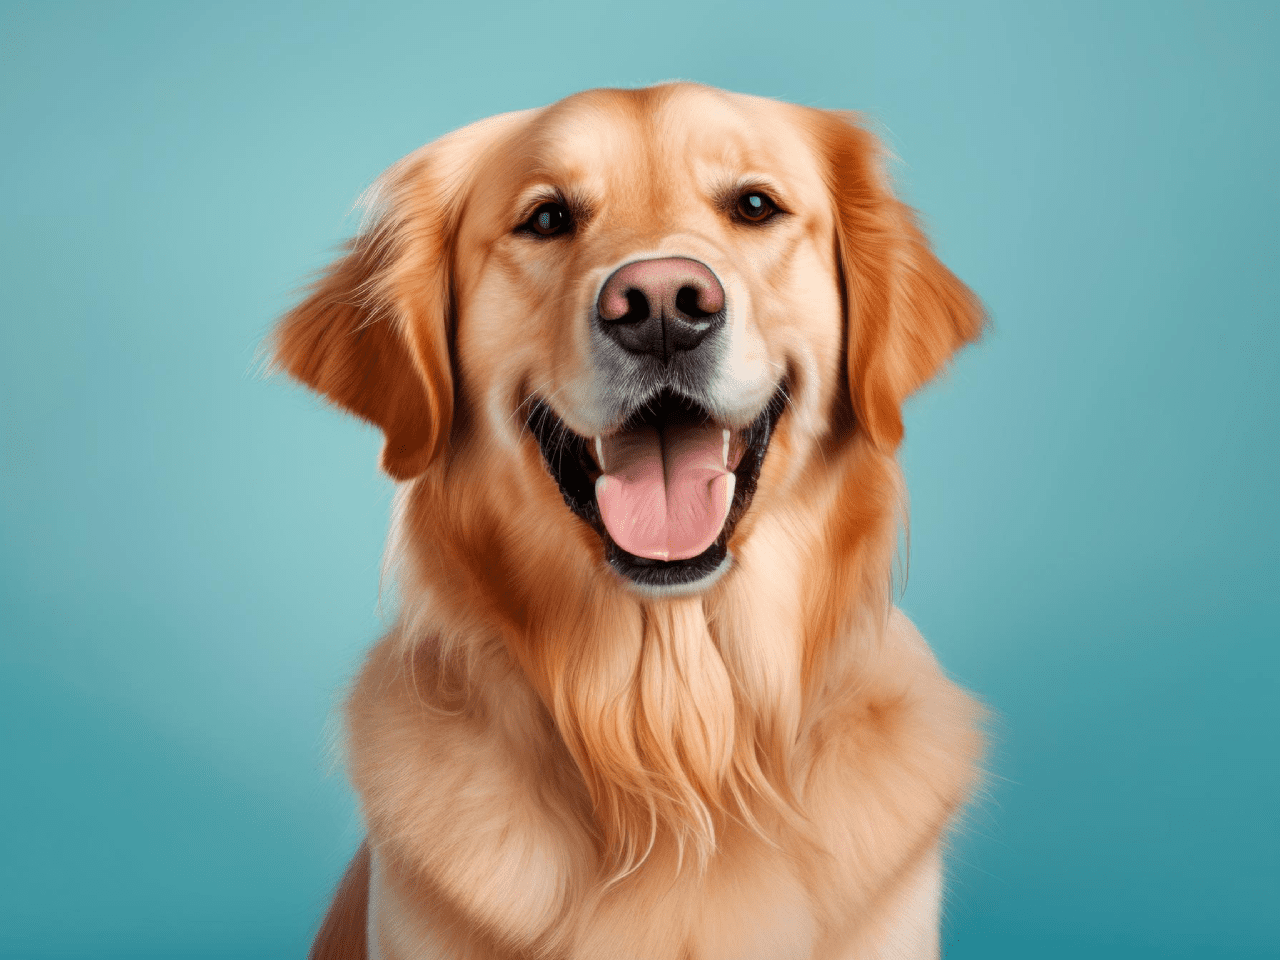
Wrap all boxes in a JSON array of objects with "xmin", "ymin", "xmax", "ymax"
[{"xmin": 274, "ymin": 83, "xmax": 986, "ymax": 960}]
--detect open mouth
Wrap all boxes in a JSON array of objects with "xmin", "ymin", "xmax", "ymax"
[{"xmin": 528, "ymin": 387, "xmax": 785, "ymax": 589}]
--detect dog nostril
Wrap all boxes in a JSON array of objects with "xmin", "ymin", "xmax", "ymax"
[
  {"xmin": 675, "ymin": 285, "xmax": 712, "ymax": 320},
  {"xmin": 622, "ymin": 289, "xmax": 650, "ymax": 323}
]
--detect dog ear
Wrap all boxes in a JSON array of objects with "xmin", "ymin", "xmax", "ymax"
[
  {"xmin": 815, "ymin": 112, "xmax": 986, "ymax": 451},
  {"xmin": 273, "ymin": 221, "xmax": 451, "ymax": 480},
  {"xmin": 271, "ymin": 114, "xmax": 523, "ymax": 480}
]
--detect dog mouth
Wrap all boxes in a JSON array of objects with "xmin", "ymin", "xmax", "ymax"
[{"xmin": 528, "ymin": 387, "xmax": 786, "ymax": 589}]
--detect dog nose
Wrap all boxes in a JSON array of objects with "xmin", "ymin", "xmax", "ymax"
[{"xmin": 596, "ymin": 257, "xmax": 726, "ymax": 361}]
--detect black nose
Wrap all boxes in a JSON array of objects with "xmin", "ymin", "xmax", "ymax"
[{"xmin": 596, "ymin": 257, "xmax": 726, "ymax": 362}]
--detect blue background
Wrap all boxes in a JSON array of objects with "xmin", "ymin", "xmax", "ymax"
[{"xmin": 3, "ymin": 1, "xmax": 1276, "ymax": 957}]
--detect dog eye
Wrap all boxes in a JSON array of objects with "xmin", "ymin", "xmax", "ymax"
[
  {"xmin": 735, "ymin": 191, "xmax": 778, "ymax": 223},
  {"xmin": 523, "ymin": 201, "xmax": 573, "ymax": 237}
]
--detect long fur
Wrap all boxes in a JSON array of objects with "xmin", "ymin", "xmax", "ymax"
[{"xmin": 282, "ymin": 83, "xmax": 986, "ymax": 960}]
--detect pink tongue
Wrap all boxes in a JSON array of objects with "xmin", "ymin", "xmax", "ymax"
[{"xmin": 595, "ymin": 423, "xmax": 734, "ymax": 561}]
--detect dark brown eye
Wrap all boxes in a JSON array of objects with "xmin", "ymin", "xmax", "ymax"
[
  {"xmin": 524, "ymin": 201, "xmax": 572, "ymax": 237},
  {"xmin": 736, "ymin": 191, "xmax": 778, "ymax": 223}
]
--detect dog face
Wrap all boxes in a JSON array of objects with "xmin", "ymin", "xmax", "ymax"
[{"xmin": 274, "ymin": 83, "xmax": 982, "ymax": 597}]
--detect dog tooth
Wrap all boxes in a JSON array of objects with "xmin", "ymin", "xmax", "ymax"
[
  {"xmin": 595, "ymin": 435, "xmax": 606, "ymax": 471},
  {"xmin": 722, "ymin": 429, "xmax": 731, "ymax": 468}
]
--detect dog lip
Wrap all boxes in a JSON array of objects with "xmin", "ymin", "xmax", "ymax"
[{"xmin": 527, "ymin": 386, "xmax": 786, "ymax": 588}]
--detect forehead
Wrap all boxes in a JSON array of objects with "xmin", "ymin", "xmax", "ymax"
[{"xmin": 514, "ymin": 85, "xmax": 825, "ymax": 195}]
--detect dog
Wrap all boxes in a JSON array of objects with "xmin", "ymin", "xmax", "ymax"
[{"xmin": 274, "ymin": 82, "xmax": 985, "ymax": 960}]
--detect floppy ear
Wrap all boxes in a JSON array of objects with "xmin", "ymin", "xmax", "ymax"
[
  {"xmin": 271, "ymin": 109, "xmax": 530, "ymax": 479},
  {"xmin": 272, "ymin": 220, "xmax": 451, "ymax": 480},
  {"xmin": 816, "ymin": 112, "xmax": 986, "ymax": 451}
]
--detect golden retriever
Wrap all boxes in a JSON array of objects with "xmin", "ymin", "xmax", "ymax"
[{"xmin": 274, "ymin": 82, "xmax": 985, "ymax": 960}]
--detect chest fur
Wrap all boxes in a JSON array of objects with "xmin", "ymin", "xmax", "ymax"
[{"xmin": 347, "ymin": 613, "xmax": 981, "ymax": 960}]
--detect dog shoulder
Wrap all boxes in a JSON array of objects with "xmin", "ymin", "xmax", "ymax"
[
  {"xmin": 345, "ymin": 633, "xmax": 595, "ymax": 949},
  {"xmin": 796, "ymin": 606, "xmax": 984, "ymax": 917}
]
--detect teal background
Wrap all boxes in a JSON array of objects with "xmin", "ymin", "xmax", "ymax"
[{"xmin": 3, "ymin": 1, "xmax": 1276, "ymax": 957}]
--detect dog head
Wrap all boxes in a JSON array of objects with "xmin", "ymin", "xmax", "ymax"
[{"xmin": 273, "ymin": 83, "xmax": 982, "ymax": 598}]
